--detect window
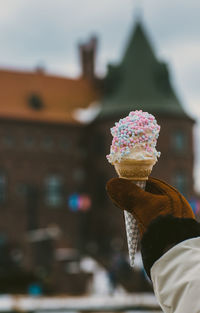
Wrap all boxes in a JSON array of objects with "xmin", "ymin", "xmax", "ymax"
[
  {"xmin": 24, "ymin": 136, "xmax": 35, "ymax": 148},
  {"xmin": 172, "ymin": 130, "xmax": 187, "ymax": 152},
  {"xmin": 0, "ymin": 233, "xmax": 6, "ymax": 246},
  {"xmin": 45, "ymin": 175, "xmax": 63, "ymax": 207},
  {"xmin": 0, "ymin": 233, "xmax": 8, "ymax": 267},
  {"xmin": 0, "ymin": 172, "xmax": 6, "ymax": 203},
  {"xmin": 60, "ymin": 140, "xmax": 70, "ymax": 151},
  {"xmin": 28, "ymin": 94, "xmax": 43, "ymax": 110},
  {"xmin": 3, "ymin": 135, "xmax": 14, "ymax": 148},
  {"xmin": 16, "ymin": 183, "xmax": 27, "ymax": 196},
  {"xmin": 65, "ymin": 261, "xmax": 80, "ymax": 274},
  {"xmin": 173, "ymin": 172, "xmax": 188, "ymax": 195},
  {"xmin": 42, "ymin": 136, "xmax": 53, "ymax": 150},
  {"xmin": 73, "ymin": 168, "xmax": 85, "ymax": 182}
]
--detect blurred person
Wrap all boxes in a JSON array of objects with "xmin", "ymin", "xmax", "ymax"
[
  {"xmin": 107, "ymin": 250, "xmax": 130, "ymax": 293},
  {"xmin": 106, "ymin": 177, "xmax": 200, "ymax": 313}
]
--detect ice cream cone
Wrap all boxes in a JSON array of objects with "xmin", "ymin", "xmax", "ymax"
[
  {"xmin": 106, "ymin": 110, "xmax": 161, "ymax": 267},
  {"xmin": 114, "ymin": 161, "xmax": 155, "ymax": 267},
  {"xmin": 114, "ymin": 159, "xmax": 156, "ymax": 181}
]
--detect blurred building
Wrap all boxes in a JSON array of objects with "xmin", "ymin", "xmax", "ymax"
[{"xmin": 0, "ymin": 21, "xmax": 196, "ymax": 294}]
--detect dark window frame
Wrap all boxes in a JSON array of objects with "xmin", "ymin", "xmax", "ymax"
[
  {"xmin": 171, "ymin": 129, "xmax": 187, "ymax": 153},
  {"xmin": 173, "ymin": 170, "xmax": 188, "ymax": 196},
  {"xmin": 0, "ymin": 171, "xmax": 7, "ymax": 204},
  {"xmin": 45, "ymin": 175, "xmax": 64, "ymax": 208}
]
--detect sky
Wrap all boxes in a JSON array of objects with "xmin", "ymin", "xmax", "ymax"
[{"xmin": 0, "ymin": 0, "xmax": 200, "ymax": 190}]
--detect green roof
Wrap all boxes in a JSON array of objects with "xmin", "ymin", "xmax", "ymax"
[{"xmin": 99, "ymin": 22, "xmax": 188, "ymax": 118}]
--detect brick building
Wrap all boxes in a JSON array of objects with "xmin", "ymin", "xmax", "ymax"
[{"xmin": 0, "ymin": 21, "xmax": 196, "ymax": 294}]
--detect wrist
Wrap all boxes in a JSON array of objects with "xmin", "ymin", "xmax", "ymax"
[{"xmin": 141, "ymin": 215, "xmax": 200, "ymax": 279}]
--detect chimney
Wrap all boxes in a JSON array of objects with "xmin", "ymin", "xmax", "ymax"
[
  {"xmin": 79, "ymin": 36, "xmax": 98, "ymax": 80},
  {"xmin": 35, "ymin": 64, "xmax": 45, "ymax": 75}
]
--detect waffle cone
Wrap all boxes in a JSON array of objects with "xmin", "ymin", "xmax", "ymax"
[{"xmin": 114, "ymin": 159, "xmax": 156, "ymax": 180}]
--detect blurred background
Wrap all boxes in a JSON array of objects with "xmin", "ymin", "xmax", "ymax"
[{"xmin": 0, "ymin": 0, "xmax": 199, "ymax": 312}]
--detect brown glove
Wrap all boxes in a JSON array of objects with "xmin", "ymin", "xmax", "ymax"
[{"xmin": 106, "ymin": 177, "xmax": 195, "ymax": 238}]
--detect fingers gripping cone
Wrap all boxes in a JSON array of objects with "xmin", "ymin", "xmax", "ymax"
[{"xmin": 114, "ymin": 159, "xmax": 155, "ymax": 267}]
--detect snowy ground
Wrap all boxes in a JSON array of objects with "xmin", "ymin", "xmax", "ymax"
[
  {"xmin": 0, "ymin": 255, "xmax": 161, "ymax": 312},
  {"xmin": 0, "ymin": 294, "xmax": 160, "ymax": 312}
]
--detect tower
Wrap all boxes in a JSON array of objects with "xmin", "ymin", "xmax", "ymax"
[{"xmin": 97, "ymin": 21, "xmax": 195, "ymax": 198}]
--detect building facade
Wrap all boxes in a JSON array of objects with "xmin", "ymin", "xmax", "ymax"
[{"xmin": 0, "ymin": 21, "xmax": 196, "ymax": 294}]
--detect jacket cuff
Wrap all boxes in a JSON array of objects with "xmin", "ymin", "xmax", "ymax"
[{"xmin": 141, "ymin": 215, "xmax": 200, "ymax": 278}]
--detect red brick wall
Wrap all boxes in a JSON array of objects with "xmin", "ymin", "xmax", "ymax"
[{"xmin": 0, "ymin": 119, "xmax": 88, "ymax": 291}]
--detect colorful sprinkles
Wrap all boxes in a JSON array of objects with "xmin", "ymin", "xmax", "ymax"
[{"xmin": 106, "ymin": 110, "xmax": 161, "ymax": 163}]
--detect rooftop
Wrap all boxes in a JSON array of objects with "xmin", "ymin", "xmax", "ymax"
[
  {"xmin": 100, "ymin": 22, "xmax": 188, "ymax": 118},
  {"xmin": 0, "ymin": 69, "xmax": 98, "ymax": 125}
]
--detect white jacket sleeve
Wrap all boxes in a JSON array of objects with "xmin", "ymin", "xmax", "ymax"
[{"xmin": 151, "ymin": 237, "xmax": 200, "ymax": 313}]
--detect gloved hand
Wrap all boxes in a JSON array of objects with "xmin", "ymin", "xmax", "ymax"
[
  {"xmin": 106, "ymin": 177, "xmax": 195, "ymax": 238},
  {"xmin": 106, "ymin": 176, "xmax": 200, "ymax": 278}
]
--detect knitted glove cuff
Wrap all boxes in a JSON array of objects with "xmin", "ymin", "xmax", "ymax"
[{"xmin": 141, "ymin": 215, "xmax": 200, "ymax": 278}]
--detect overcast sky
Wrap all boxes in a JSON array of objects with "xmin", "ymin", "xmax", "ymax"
[{"xmin": 0, "ymin": 0, "xmax": 200, "ymax": 190}]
